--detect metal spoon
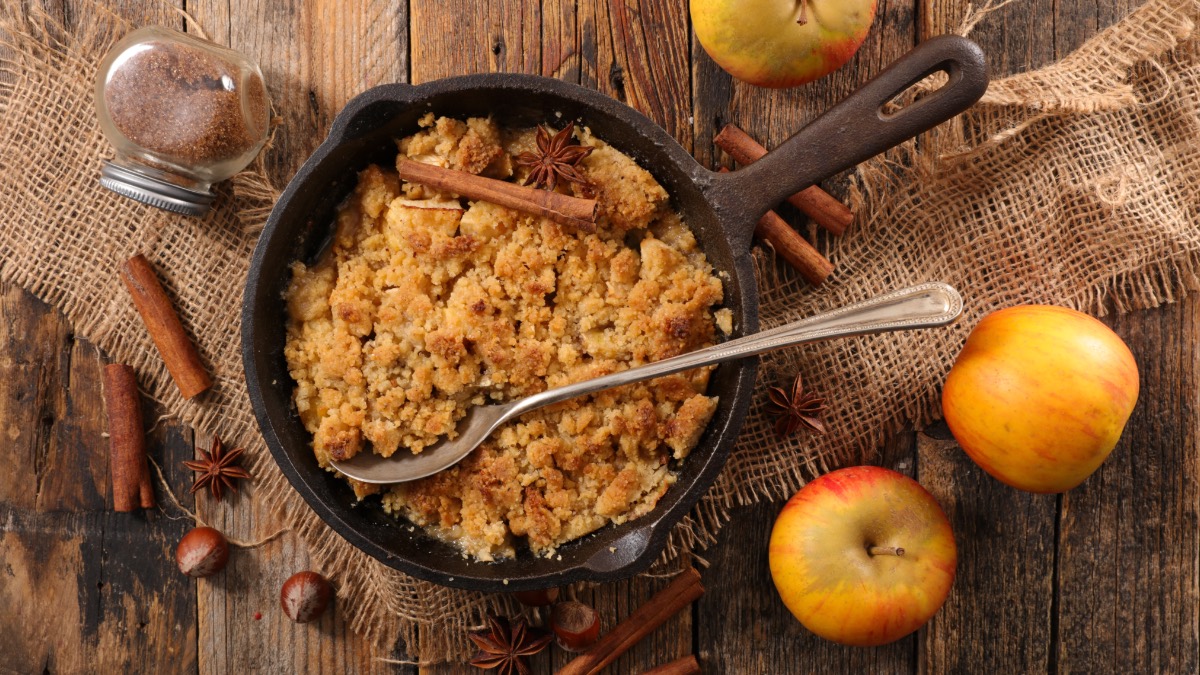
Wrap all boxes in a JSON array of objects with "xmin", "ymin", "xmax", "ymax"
[{"xmin": 331, "ymin": 282, "xmax": 963, "ymax": 484}]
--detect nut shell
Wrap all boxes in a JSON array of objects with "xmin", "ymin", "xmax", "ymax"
[
  {"xmin": 551, "ymin": 600, "xmax": 601, "ymax": 651},
  {"xmin": 281, "ymin": 571, "xmax": 333, "ymax": 623},
  {"xmin": 175, "ymin": 526, "xmax": 230, "ymax": 578}
]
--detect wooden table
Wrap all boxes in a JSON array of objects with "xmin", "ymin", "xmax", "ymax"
[{"xmin": 3, "ymin": 0, "xmax": 1197, "ymax": 672}]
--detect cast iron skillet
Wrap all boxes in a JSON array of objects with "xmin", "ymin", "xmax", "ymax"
[{"xmin": 243, "ymin": 35, "xmax": 988, "ymax": 592}]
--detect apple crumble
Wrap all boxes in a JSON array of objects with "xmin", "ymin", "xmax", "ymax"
[{"xmin": 284, "ymin": 114, "xmax": 731, "ymax": 560}]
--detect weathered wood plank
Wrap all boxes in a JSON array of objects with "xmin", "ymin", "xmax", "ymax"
[
  {"xmin": 543, "ymin": 0, "xmax": 581, "ymax": 80},
  {"xmin": 914, "ymin": 2, "xmax": 1065, "ymax": 673},
  {"xmin": 196, "ymin": 470, "xmax": 401, "ymax": 675},
  {"xmin": 95, "ymin": 422, "xmax": 200, "ymax": 674},
  {"xmin": 187, "ymin": 0, "xmax": 411, "ymax": 185},
  {"xmin": 578, "ymin": 0, "xmax": 693, "ymax": 148},
  {"xmin": 1054, "ymin": 301, "xmax": 1200, "ymax": 673},
  {"xmin": 0, "ymin": 509, "xmax": 159, "ymax": 673},
  {"xmin": 39, "ymin": 329, "xmax": 111, "ymax": 511},
  {"xmin": 0, "ymin": 280, "xmax": 200, "ymax": 674},
  {"xmin": 0, "ymin": 283, "xmax": 75, "ymax": 511},
  {"xmin": 920, "ymin": 0, "xmax": 1056, "ymax": 73},
  {"xmin": 916, "ymin": 425, "xmax": 1057, "ymax": 673},
  {"xmin": 1052, "ymin": 0, "xmax": 1139, "ymax": 58},
  {"xmin": 410, "ymin": 0, "xmax": 541, "ymax": 82},
  {"xmin": 918, "ymin": 4, "xmax": 1199, "ymax": 675}
]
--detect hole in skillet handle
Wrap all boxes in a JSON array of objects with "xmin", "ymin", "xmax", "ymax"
[
  {"xmin": 883, "ymin": 71, "xmax": 951, "ymax": 116},
  {"xmin": 880, "ymin": 39, "xmax": 983, "ymax": 119}
]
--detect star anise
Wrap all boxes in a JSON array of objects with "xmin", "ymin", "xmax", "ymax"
[
  {"xmin": 184, "ymin": 435, "xmax": 252, "ymax": 501},
  {"xmin": 515, "ymin": 122, "xmax": 593, "ymax": 191},
  {"xmin": 767, "ymin": 373, "xmax": 828, "ymax": 436},
  {"xmin": 469, "ymin": 614, "xmax": 552, "ymax": 675}
]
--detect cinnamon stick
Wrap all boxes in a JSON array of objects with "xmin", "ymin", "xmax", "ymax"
[
  {"xmin": 757, "ymin": 209, "xmax": 834, "ymax": 285},
  {"xmin": 719, "ymin": 168, "xmax": 833, "ymax": 286},
  {"xmin": 715, "ymin": 124, "xmax": 854, "ymax": 236},
  {"xmin": 103, "ymin": 364, "xmax": 155, "ymax": 511},
  {"xmin": 120, "ymin": 254, "xmax": 212, "ymax": 399},
  {"xmin": 397, "ymin": 158, "xmax": 599, "ymax": 233},
  {"xmin": 557, "ymin": 567, "xmax": 704, "ymax": 675},
  {"xmin": 641, "ymin": 655, "xmax": 702, "ymax": 675}
]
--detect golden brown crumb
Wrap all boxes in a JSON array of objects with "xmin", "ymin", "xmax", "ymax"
[{"xmin": 285, "ymin": 117, "xmax": 728, "ymax": 560}]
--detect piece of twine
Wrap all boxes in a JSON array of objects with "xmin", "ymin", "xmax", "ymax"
[{"xmin": 147, "ymin": 454, "xmax": 287, "ymax": 549}]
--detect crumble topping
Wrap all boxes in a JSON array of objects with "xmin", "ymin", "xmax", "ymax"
[{"xmin": 284, "ymin": 114, "xmax": 729, "ymax": 559}]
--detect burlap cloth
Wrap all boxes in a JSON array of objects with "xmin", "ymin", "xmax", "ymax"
[{"xmin": 3, "ymin": 0, "xmax": 1198, "ymax": 662}]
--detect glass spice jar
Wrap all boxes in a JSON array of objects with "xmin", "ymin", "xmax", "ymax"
[{"xmin": 94, "ymin": 27, "xmax": 270, "ymax": 216}]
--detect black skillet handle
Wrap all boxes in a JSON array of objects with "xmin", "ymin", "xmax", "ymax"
[{"xmin": 711, "ymin": 35, "xmax": 988, "ymax": 240}]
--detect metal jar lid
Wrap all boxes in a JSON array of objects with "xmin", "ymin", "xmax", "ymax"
[{"xmin": 99, "ymin": 161, "xmax": 215, "ymax": 216}]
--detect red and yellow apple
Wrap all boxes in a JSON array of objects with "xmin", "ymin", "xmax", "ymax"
[
  {"xmin": 691, "ymin": 0, "xmax": 878, "ymax": 88},
  {"xmin": 942, "ymin": 305, "xmax": 1139, "ymax": 493},
  {"xmin": 769, "ymin": 466, "xmax": 956, "ymax": 646}
]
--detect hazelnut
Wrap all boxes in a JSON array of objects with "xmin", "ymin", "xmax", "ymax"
[
  {"xmin": 281, "ymin": 571, "xmax": 333, "ymax": 623},
  {"xmin": 175, "ymin": 526, "xmax": 229, "ymax": 578},
  {"xmin": 550, "ymin": 600, "xmax": 601, "ymax": 651}
]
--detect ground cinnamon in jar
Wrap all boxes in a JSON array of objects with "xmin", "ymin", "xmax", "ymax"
[
  {"xmin": 95, "ymin": 27, "xmax": 270, "ymax": 215},
  {"xmin": 104, "ymin": 41, "xmax": 267, "ymax": 165}
]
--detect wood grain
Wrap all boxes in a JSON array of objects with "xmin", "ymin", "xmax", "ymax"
[
  {"xmin": 916, "ymin": 425, "xmax": 1057, "ymax": 673},
  {"xmin": 186, "ymin": 0, "xmax": 410, "ymax": 185},
  {"xmin": 915, "ymin": 4, "xmax": 1187, "ymax": 675},
  {"xmin": 920, "ymin": 0, "xmax": 1056, "ymax": 71},
  {"xmin": 410, "ymin": 0, "xmax": 541, "ymax": 82},
  {"xmin": 0, "ymin": 282, "xmax": 200, "ymax": 673},
  {"xmin": 195, "ymin": 463, "xmax": 401, "ymax": 675},
  {"xmin": 0, "ymin": 283, "xmax": 81, "ymax": 511},
  {"xmin": 542, "ymin": 0, "xmax": 580, "ymax": 80},
  {"xmin": 578, "ymin": 0, "xmax": 693, "ymax": 148},
  {"xmin": 1054, "ymin": 303, "xmax": 1200, "ymax": 673}
]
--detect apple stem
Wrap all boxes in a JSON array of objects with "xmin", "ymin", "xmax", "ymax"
[
  {"xmin": 868, "ymin": 546, "xmax": 905, "ymax": 557},
  {"xmin": 797, "ymin": 0, "xmax": 808, "ymax": 25}
]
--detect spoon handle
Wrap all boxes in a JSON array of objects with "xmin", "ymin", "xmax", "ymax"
[{"xmin": 509, "ymin": 282, "xmax": 963, "ymax": 417}]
